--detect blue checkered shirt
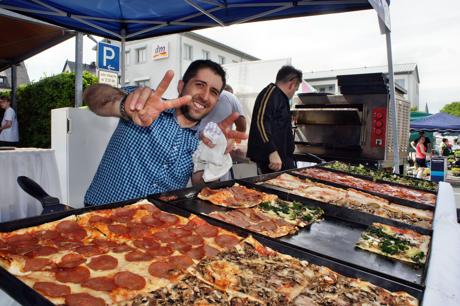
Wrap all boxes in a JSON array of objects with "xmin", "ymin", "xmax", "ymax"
[{"xmin": 84, "ymin": 94, "xmax": 199, "ymax": 205}]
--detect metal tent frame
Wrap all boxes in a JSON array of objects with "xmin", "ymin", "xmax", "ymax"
[{"xmin": 0, "ymin": 0, "xmax": 399, "ymax": 171}]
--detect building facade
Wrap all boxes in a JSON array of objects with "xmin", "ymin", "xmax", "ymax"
[
  {"xmin": 115, "ymin": 32, "xmax": 259, "ymax": 98},
  {"xmin": 303, "ymin": 63, "xmax": 420, "ymax": 110}
]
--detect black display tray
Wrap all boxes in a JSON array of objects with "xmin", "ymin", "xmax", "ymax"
[
  {"xmin": 241, "ymin": 172, "xmax": 432, "ymax": 236},
  {"xmin": 292, "ymin": 167, "xmax": 436, "ymax": 212},
  {"xmin": 0, "ymin": 196, "xmax": 424, "ymax": 304},
  {"xmin": 318, "ymin": 163, "xmax": 438, "ymax": 195},
  {"xmin": 152, "ymin": 199, "xmax": 424, "ymax": 301},
  {"xmin": 152, "ymin": 179, "xmax": 430, "ymax": 289}
]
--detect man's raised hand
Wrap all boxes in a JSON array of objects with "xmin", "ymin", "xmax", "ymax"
[
  {"xmin": 201, "ymin": 112, "xmax": 248, "ymax": 150},
  {"xmin": 218, "ymin": 112, "xmax": 248, "ymax": 142},
  {"xmin": 124, "ymin": 70, "xmax": 191, "ymax": 126}
]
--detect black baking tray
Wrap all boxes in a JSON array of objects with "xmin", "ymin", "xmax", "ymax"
[
  {"xmin": 152, "ymin": 199, "xmax": 424, "ymax": 301},
  {"xmin": 317, "ymin": 163, "xmax": 438, "ymax": 195},
  {"xmin": 241, "ymin": 172, "xmax": 432, "ymax": 236},
  {"xmin": 0, "ymin": 198, "xmax": 142, "ymax": 306},
  {"xmin": 0, "ymin": 196, "xmax": 424, "ymax": 304},
  {"xmin": 292, "ymin": 167, "xmax": 436, "ymax": 212},
  {"xmin": 151, "ymin": 179, "xmax": 430, "ymax": 289}
]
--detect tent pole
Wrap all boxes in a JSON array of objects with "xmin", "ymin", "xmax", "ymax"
[
  {"xmin": 75, "ymin": 32, "xmax": 83, "ymax": 107},
  {"xmin": 11, "ymin": 64, "xmax": 17, "ymax": 110},
  {"xmin": 386, "ymin": 31, "xmax": 399, "ymax": 173}
]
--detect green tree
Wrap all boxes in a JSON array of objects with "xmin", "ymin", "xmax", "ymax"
[
  {"xmin": 441, "ymin": 102, "xmax": 460, "ymax": 117},
  {"xmin": 17, "ymin": 72, "xmax": 98, "ymax": 147}
]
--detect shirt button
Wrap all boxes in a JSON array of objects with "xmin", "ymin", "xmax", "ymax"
[
  {"xmin": 164, "ymin": 164, "xmax": 168, "ymax": 169},
  {"xmin": 153, "ymin": 183, "xmax": 157, "ymax": 188}
]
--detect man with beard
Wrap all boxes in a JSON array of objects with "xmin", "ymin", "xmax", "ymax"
[{"xmin": 83, "ymin": 60, "xmax": 246, "ymax": 206}]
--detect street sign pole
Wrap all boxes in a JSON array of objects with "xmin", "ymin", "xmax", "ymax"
[
  {"xmin": 121, "ymin": 29, "xmax": 126, "ymax": 87},
  {"xmin": 386, "ymin": 30, "xmax": 399, "ymax": 174}
]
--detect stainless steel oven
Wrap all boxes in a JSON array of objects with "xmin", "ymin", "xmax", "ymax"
[{"xmin": 292, "ymin": 91, "xmax": 410, "ymax": 168}]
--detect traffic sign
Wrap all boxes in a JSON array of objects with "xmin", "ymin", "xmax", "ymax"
[{"xmin": 97, "ymin": 42, "xmax": 120, "ymax": 72}]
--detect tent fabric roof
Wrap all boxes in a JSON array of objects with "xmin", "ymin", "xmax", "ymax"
[
  {"xmin": 410, "ymin": 112, "xmax": 460, "ymax": 132},
  {"xmin": 410, "ymin": 111, "xmax": 431, "ymax": 121},
  {"xmin": 0, "ymin": 1, "xmax": 375, "ymax": 41},
  {"xmin": 0, "ymin": 8, "xmax": 75, "ymax": 71}
]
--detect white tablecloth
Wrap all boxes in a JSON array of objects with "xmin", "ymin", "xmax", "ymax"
[
  {"xmin": 423, "ymin": 182, "xmax": 460, "ymax": 305},
  {"xmin": 0, "ymin": 148, "xmax": 62, "ymax": 223}
]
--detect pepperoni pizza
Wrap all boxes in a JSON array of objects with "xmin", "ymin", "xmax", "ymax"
[{"xmin": 0, "ymin": 200, "xmax": 241, "ymax": 305}]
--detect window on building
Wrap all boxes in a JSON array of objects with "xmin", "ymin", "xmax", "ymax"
[
  {"xmin": 202, "ymin": 50, "xmax": 210, "ymax": 60},
  {"xmin": 184, "ymin": 44, "xmax": 193, "ymax": 61},
  {"xmin": 136, "ymin": 47, "xmax": 146, "ymax": 63},
  {"xmin": 232, "ymin": 60, "xmax": 239, "ymax": 63},
  {"xmin": 395, "ymin": 78, "xmax": 406, "ymax": 89},
  {"xmin": 135, "ymin": 79, "xmax": 150, "ymax": 87},
  {"xmin": 0, "ymin": 77, "xmax": 5, "ymax": 84},
  {"xmin": 125, "ymin": 51, "xmax": 130, "ymax": 66},
  {"xmin": 218, "ymin": 55, "xmax": 225, "ymax": 65}
]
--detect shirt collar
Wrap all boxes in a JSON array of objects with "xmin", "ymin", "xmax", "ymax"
[{"xmin": 164, "ymin": 108, "xmax": 199, "ymax": 133}]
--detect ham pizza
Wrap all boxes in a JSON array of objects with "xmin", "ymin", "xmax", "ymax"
[
  {"xmin": 198, "ymin": 184, "xmax": 277, "ymax": 208},
  {"xmin": 264, "ymin": 173, "xmax": 433, "ymax": 230}
]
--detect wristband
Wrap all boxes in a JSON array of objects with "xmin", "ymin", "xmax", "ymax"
[{"xmin": 119, "ymin": 94, "xmax": 130, "ymax": 121}]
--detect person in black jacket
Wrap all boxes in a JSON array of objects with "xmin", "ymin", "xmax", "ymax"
[{"xmin": 247, "ymin": 65, "xmax": 302, "ymax": 173}]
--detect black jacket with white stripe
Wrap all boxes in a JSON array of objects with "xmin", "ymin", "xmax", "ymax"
[{"xmin": 247, "ymin": 83, "xmax": 295, "ymax": 165}]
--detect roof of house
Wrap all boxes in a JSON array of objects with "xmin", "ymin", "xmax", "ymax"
[
  {"xmin": 62, "ymin": 60, "xmax": 97, "ymax": 74},
  {"xmin": 303, "ymin": 63, "xmax": 419, "ymax": 83}
]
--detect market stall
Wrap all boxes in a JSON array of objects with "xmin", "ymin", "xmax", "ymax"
[{"xmin": 0, "ymin": 1, "xmax": 458, "ymax": 305}]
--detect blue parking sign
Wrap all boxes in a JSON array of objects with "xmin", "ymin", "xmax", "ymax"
[{"xmin": 97, "ymin": 42, "xmax": 120, "ymax": 72}]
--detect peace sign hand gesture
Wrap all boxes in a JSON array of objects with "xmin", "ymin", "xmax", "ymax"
[{"xmin": 124, "ymin": 70, "xmax": 191, "ymax": 127}]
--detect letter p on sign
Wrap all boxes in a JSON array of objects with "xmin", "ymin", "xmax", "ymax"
[
  {"xmin": 97, "ymin": 42, "xmax": 120, "ymax": 72},
  {"xmin": 103, "ymin": 48, "xmax": 115, "ymax": 66}
]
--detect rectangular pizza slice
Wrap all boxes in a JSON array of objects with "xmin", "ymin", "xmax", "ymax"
[
  {"xmin": 356, "ymin": 223, "xmax": 430, "ymax": 264},
  {"xmin": 198, "ymin": 184, "xmax": 277, "ymax": 208},
  {"xmin": 209, "ymin": 207, "xmax": 298, "ymax": 238}
]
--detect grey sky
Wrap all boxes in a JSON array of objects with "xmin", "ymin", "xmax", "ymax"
[{"xmin": 25, "ymin": 0, "xmax": 460, "ymax": 113}]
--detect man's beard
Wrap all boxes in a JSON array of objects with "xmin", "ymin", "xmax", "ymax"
[
  {"xmin": 180, "ymin": 104, "xmax": 201, "ymax": 123},
  {"xmin": 179, "ymin": 92, "xmax": 208, "ymax": 122}
]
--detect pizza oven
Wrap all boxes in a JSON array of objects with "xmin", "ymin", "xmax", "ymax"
[{"xmin": 292, "ymin": 74, "xmax": 410, "ymax": 168}]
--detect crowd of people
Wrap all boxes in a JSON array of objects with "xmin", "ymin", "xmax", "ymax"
[{"xmin": 410, "ymin": 130, "xmax": 460, "ymax": 178}]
